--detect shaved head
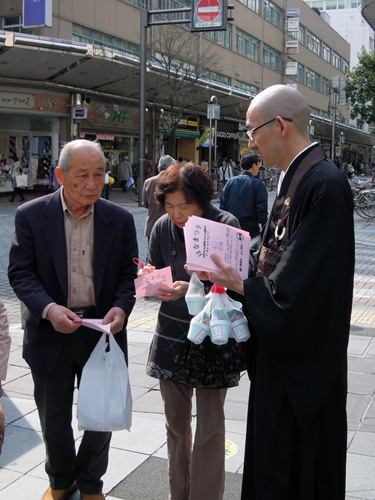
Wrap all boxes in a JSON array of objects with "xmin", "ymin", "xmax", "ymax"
[{"xmin": 248, "ymin": 85, "xmax": 310, "ymax": 138}]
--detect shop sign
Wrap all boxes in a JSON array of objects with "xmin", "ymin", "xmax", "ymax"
[
  {"xmin": 23, "ymin": 0, "xmax": 52, "ymax": 28},
  {"xmin": 0, "ymin": 92, "xmax": 35, "ymax": 109},
  {"xmin": 287, "ymin": 18, "xmax": 299, "ymax": 32},
  {"xmin": 72, "ymin": 107, "xmax": 88, "ymax": 119},
  {"xmin": 96, "ymin": 134, "xmax": 115, "ymax": 141},
  {"xmin": 30, "ymin": 118, "xmax": 52, "ymax": 132},
  {"xmin": 86, "ymin": 100, "xmax": 139, "ymax": 132},
  {"xmin": 216, "ymin": 131, "xmax": 240, "ymax": 139}
]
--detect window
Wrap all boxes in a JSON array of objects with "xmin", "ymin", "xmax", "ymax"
[
  {"xmin": 234, "ymin": 80, "xmax": 259, "ymax": 95},
  {"xmin": 323, "ymin": 43, "xmax": 331, "ymax": 63},
  {"xmin": 203, "ymin": 24, "xmax": 232, "ymax": 49},
  {"xmin": 287, "ymin": 58, "xmax": 304, "ymax": 84},
  {"xmin": 290, "ymin": 23, "xmax": 305, "ymax": 45},
  {"xmin": 156, "ymin": 0, "xmax": 191, "ymax": 20},
  {"xmin": 342, "ymin": 59, "xmax": 349, "ymax": 73},
  {"xmin": 309, "ymin": 106, "xmax": 320, "ymax": 115},
  {"xmin": 306, "ymin": 68, "xmax": 321, "ymax": 92},
  {"xmin": 202, "ymin": 70, "xmax": 231, "ymax": 85},
  {"xmin": 236, "ymin": 28, "xmax": 260, "ymax": 63},
  {"xmin": 263, "ymin": 44, "xmax": 282, "ymax": 72},
  {"xmin": 2, "ymin": 15, "xmax": 32, "ymax": 34},
  {"xmin": 238, "ymin": 0, "xmax": 261, "ymax": 15},
  {"xmin": 307, "ymin": 31, "xmax": 321, "ymax": 55},
  {"xmin": 332, "ymin": 51, "xmax": 341, "ymax": 70},
  {"xmin": 72, "ymin": 24, "xmax": 140, "ymax": 56},
  {"xmin": 322, "ymin": 77, "xmax": 329, "ymax": 95},
  {"xmin": 264, "ymin": 0, "xmax": 283, "ymax": 29}
]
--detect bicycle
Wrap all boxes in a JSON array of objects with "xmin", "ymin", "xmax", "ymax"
[{"xmin": 353, "ymin": 188, "xmax": 375, "ymax": 219}]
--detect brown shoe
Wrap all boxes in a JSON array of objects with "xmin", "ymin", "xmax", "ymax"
[
  {"xmin": 41, "ymin": 481, "xmax": 77, "ymax": 500},
  {"xmin": 80, "ymin": 494, "xmax": 105, "ymax": 500}
]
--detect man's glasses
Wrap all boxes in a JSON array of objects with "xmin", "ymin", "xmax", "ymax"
[{"xmin": 246, "ymin": 117, "xmax": 293, "ymax": 141}]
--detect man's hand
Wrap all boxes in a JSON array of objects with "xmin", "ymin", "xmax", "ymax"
[
  {"xmin": 47, "ymin": 305, "xmax": 82, "ymax": 334},
  {"xmin": 207, "ymin": 254, "xmax": 245, "ymax": 295},
  {"xmin": 153, "ymin": 281, "xmax": 189, "ymax": 302},
  {"xmin": 102, "ymin": 307, "xmax": 126, "ymax": 334}
]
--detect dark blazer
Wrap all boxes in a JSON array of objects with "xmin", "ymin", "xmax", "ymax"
[{"xmin": 8, "ymin": 189, "xmax": 138, "ymax": 375}]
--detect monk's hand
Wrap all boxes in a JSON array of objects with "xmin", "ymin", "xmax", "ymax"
[
  {"xmin": 102, "ymin": 307, "xmax": 126, "ymax": 334},
  {"xmin": 47, "ymin": 305, "xmax": 82, "ymax": 334},
  {"xmin": 153, "ymin": 281, "xmax": 189, "ymax": 301},
  {"xmin": 208, "ymin": 253, "xmax": 245, "ymax": 295}
]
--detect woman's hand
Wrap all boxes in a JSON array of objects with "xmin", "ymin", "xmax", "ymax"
[
  {"xmin": 153, "ymin": 281, "xmax": 189, "ymax": 301},
  {"xmin": 137, "ymin": 264, "xmax": 156, "ymax": 277}
]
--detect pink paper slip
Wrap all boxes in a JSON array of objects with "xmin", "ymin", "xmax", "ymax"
[
  {"xmin": 183, "ymin": 216, "xmax": 250, "ymax": 280},
  {"xmin": 81, "ymin": 319, "xmax": 111, "ymax": 335},
  {"xmin": 134, "ymin": 266, "xmax": 174, "ymax": 297}
]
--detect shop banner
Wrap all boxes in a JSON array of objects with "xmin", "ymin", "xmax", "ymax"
[{"xmin": 23, "ymin": 0, "xmax": 52, "ymax": 28}]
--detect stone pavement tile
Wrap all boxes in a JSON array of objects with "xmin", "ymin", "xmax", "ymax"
[
  {"xmin": 348, "ymin": 431, "xmax": 375, "ymax": 457},
  {"xmin": 127, "ymin": 330, "xmax": 154, "ymax": 344},
  {"xmin": 109, "ymin": 413, "xmax": 167, "ymax": 455},
  {"xmin": 346, "ymin": 453, "xmax": 375, "ymax": 499},
  {"xmin": 1, "ymin": 395, "xmax": 37, "ymax": 425},
  {"xmin": 224, "ymin": 430, "xmax": 246, "ymax": 473},
  {"xmin": 348, "ymin": 336, "xmax": 373, "ymax": 357},
  {"xmin": 348, "ymin": 372, "xmax": 375, "ymax": 396},
  {"xmin": 3, "ymin": 363, "xmax": 30, "ymax": 384},
  {"xmin": 0, "ymin": 468, "xmax": 23, "ymax": 492},
  {"xmin": 102, "ymin": 447, "xmax": 150, "ymax": 495},
  {"xmin": 224, "ymin": 400, "xmax": 248, "ymax": 422},
  {"xmin": 349, "ymin": 357, "xmax": 375, "ymax": 374},
  {"xmin": 0, "ymin": 424, "xmax": 44, "ymax": 473},
  {"xmin": 127, "ymin": 343, "xmax": 149, "ymax": 363},
  {"xmin": 347, "ymin": 394, "xmax": 371, "ymax": 432},
  {"xmin": 368, "ymin": 339, "xmax": 375, "ymax": 355},
  {"xmin": 0, "ymin": 472, "xmax": 49, "ymax": 500},
  {"xmin": 7, "ymin": 345, "xmax": 30, "ymax": 369},
  {"xmin": 360, "ymin": 398, "xmax": 375, "ymax": 433},
  {"xmin": 128, "ymin": 362, "xmax": 159, "ymax": 390},
  {"xmin": 131, "ymin": 388, "xmax": 164, "ymax": 415},
  {"xmin": 2, "ymin": 371, "xmax": 34, "ymax": 396}
]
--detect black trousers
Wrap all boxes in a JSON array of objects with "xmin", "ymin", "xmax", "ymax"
[{"xmin": 32, "ymin": 326, "xmax": 111, "ymax": 495}]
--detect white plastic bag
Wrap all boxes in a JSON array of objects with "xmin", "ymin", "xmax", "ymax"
[
  {"xmin": 185, "ymin": 272, "xmax": 206, "ymax": 315},
  {"xmin": 77, "ymin": 332, "xmax": 132, "ymax": 432}
]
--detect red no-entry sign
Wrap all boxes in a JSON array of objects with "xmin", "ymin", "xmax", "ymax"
[
  {"xmin": 196, "ymin": 0, "xmax": 221, "ymax": 23},
  {"xmin": 191, "ymin": 0, "xmax": 227, "ymax": 32}
]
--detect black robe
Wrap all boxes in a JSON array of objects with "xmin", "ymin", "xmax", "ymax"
[{"xmin": 240, "ymin": 146, "xmax": 355, "ymax": 500}]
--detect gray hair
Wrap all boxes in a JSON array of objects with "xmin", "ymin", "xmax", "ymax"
[
  {"xmin": 158, "ymin": 155, "xmax": 175, "ymax": 171},
  {"xmin": 58, "ymin": 139, "xmax": 105, "ymax": 176}
]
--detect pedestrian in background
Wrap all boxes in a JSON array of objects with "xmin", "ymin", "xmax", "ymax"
[
  {"xmin": 118, "ymin": 154, "xmax": 133, "ymax": 192},
  {"xmin": 8, "ymin": 154, "xmax": 25, "ymax": 203},
  {"xmin": 0, "ymin": 294, "xmax": 11, "ymax": 455},
  {"xmin": 220, "ymin": 153, "xmax": 268, "ymax": 238},
  {"xmin": 142, "ymin": 155, "xmax": 175, "ymax": 245},
  {"xmin": 217, "ymin": 158, "xmax": 233, "ymax": 192}
]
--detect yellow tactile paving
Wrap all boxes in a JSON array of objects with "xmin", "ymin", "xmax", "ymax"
[
  {"xmin": 351, "ymin": 310, "xmax": 375, "ymax": 325},
  {"xmin": 128, "ymin": 315, "xmax": 158, "ymax": 329}
]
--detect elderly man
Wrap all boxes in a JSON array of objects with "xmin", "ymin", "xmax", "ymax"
[
  {"xmin": 142, "ymin": 154, "xmax": 175, "ymax": 241},
  {"xmin": 219, "ymin": 153, "xmax": 267, "ymax": 238},
  {"xmin": 203, "ymin": 85, "xmax": 354, "ymax": 499},
  {"xmin": 8, "ymin": 139, "xmax": 138, "ymax": 500}
]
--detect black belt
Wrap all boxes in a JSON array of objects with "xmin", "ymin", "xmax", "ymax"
[{"xmin": 70, "ymin": 306, "xmax": 97, "ymax": 319}]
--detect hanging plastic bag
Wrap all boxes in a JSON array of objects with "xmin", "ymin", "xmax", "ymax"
[
  {"xmin": 77, "ymin": 332, "xmax": 132, "ymax": 432},
  {"xmin": 126, "ymin": 176, "xmax": 134, "ymax": 188},
  {"xmin": 185, "ymin": 272, "xmax": 206, "ymax": 315},
  {"xmin": 187, "ymin": 300, "xmax": 211, "ymax": 344},
  {"xmin": 221, "ymin": 294, "xmax": 250, "ymax": 343},
  {"xmin": 209, "ymin": 285, "xmax": 232, "ymax": 345}
]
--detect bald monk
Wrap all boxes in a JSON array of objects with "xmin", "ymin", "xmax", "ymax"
[{"xmin": 198, "ymin": 85, "xmax": 355, "ymax": 500}]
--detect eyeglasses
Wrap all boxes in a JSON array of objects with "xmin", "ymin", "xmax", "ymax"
[{"xmin": 246, "ymin": 117, "xmax": 293, "ymax": 141}]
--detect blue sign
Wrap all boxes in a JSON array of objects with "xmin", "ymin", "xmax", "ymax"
[
  {"xmin": 72, "ymin": 107, "xmax": 88, "ymax": 119},
  {"xmin": 23, "ymin": 0, "xmax": 52, "ymax": 28}
]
